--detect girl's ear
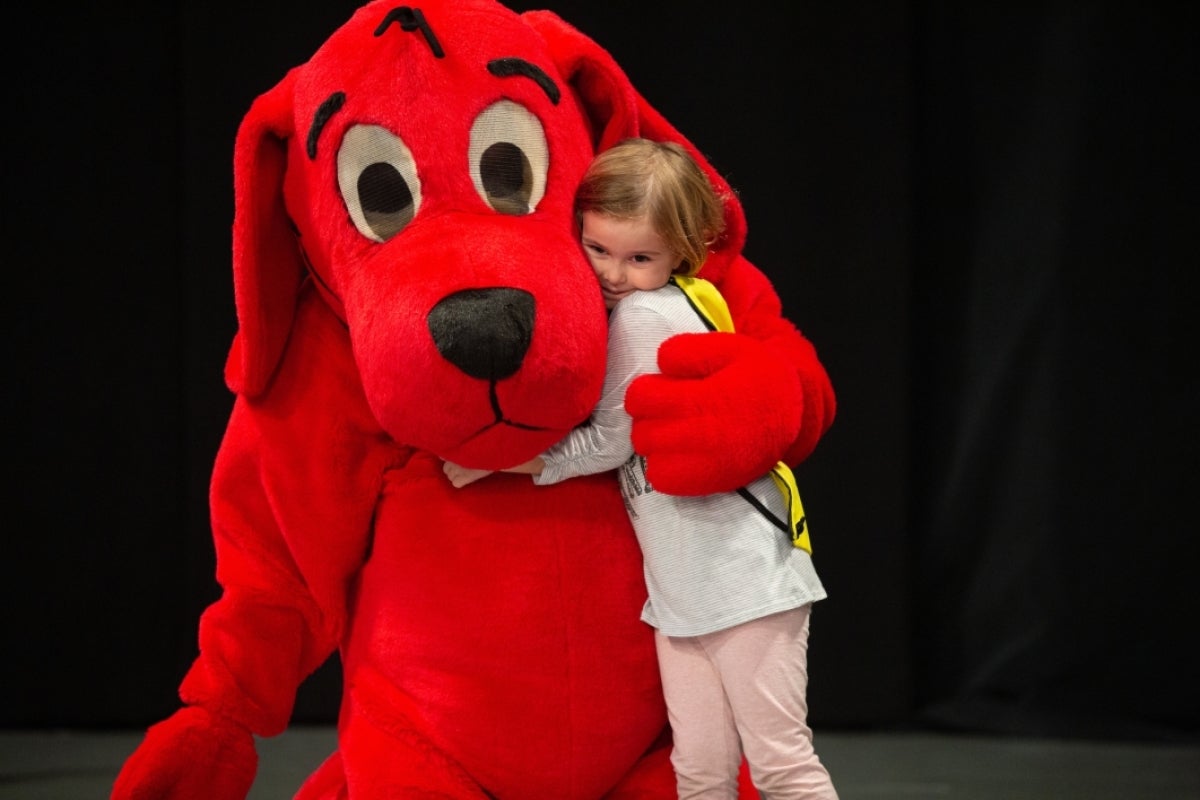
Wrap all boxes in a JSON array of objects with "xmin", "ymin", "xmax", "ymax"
[{"xmin": 524, "ymin": 10, "xmax": 747, "ymax": 283}]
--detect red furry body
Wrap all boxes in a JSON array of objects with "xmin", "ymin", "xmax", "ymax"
[{"xmin": 113, "ymin": 2, "xmax": 834, "ymax": 797}]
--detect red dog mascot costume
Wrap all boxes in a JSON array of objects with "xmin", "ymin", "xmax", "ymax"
[{"xmin": 113, "ymin": 2, "xmax": 835, "ymax": 798}]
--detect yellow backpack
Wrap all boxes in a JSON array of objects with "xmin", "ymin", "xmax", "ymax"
[{"xmin": 669, "ymin": 276, "xmax": 813, "ymax": 554}]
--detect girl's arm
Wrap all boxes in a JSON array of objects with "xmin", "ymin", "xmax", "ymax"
[
  {"xmin": 442, "ymin": 456, "xmax": 544, "ymax": 487},
  {"xmin": 536, "ymin": 301, "xmax": 671, "ymax": 485}
]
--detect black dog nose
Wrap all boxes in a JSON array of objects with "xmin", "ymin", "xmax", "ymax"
[{"xmin": 427, "ymin": 288, "xmax": 535, "ymax": 381}]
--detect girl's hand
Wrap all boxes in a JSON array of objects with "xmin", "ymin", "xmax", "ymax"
[{"xmin": 442, "ymin": 461, "xmax": 494, "ymax": 488}]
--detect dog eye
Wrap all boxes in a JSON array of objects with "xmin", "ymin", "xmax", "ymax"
[
  {"xmin": 468, "ymin": 100, "xmax": 548, "ymax": 215},
  {"xmin": 337, "ymin": 125, "xmax": 422, "ymax": 242}
]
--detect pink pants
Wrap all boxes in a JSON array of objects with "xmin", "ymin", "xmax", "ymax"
[{"xmin": 654, "ymin": 605, "xmax": 839, "ymax": 799}]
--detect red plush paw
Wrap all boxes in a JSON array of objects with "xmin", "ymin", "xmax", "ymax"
[
  {"xmin": 626, "ymin": 332, "xmax": 802, "ymax": 496},
  {"xmin": 111, "ymin": 706, "xmax": 257, "ymax": 800}
]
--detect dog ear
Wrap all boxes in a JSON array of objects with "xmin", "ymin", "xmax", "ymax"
[
  {"xmin": 523, "ymin": 10, "xmax": 747, "ymax": 282},
  {"xmin": 224, "ymin": 68, "xmax": 305, "ymax": 398}
]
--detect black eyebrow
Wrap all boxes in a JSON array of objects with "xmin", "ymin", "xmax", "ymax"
[
  {"xmin": 307, "ymin": 92, "xmax": 346, "ymax": 160},
  {"xmin": 487, "ymin": 58, "xmax": 560, "ymax": 105},
  {"xmin": 375, "ymin": 6, "xmax": 444, "ymax": 58}
]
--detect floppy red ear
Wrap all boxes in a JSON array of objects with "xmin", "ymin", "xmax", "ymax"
[
  {"xmin": 523, "ymin": 10, "xmax": 747, "ymax": 282},
  {"xmin": 224, "ymin": 68, "xmax": 305, "ymax": 398}
]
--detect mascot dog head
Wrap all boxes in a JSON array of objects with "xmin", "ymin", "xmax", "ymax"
[{"xmin": 226, "ymin": 0, "xmax": 747, "ymax": 469}]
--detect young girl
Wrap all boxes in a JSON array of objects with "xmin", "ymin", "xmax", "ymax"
[{"xmin": 444, "ymin": 138, "xmax": 838, "ymax": 799}]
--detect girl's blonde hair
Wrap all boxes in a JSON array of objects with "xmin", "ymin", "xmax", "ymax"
[{"xmin": 575, "ymin": 138, "xmax": 727, "ymax": 277}]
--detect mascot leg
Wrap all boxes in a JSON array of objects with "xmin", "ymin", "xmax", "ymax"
[
  {"xmin": 602, "ymin": 728, "xmax": 676, "ymax": 798},
  {"xmin": 294, "ymin": 751, "xmax": 347, "ymax": 800},
  {"xmin": 603, "ymin": 729, "xmax": 762, "ymax": 799},
  {"xmin": 337, "ymin": 699, "xmax": 489, "ymax": 799},
  {"xmin": 738, "ymin": 760, "xmax": 759, "ymax": 797}
]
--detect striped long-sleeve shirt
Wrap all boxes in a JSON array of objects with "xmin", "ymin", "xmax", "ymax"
[{"xmin": 536, "ymin": 283, "xmax": 827, "ymax": 637}]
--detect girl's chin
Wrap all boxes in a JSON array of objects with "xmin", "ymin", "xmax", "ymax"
[{"xmin": 602, "ymin": 291, "xmax": 629, "ymax": 308}]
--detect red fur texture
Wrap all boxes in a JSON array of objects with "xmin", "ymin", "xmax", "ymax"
[{"xmin": 113, "ymin": 1, "xmax": 834, "ymax": 797}]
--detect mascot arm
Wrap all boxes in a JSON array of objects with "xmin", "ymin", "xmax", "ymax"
[
  {"xmin": 626, "ymin": 255, "xmax": 835, "ymax": 496},
  {"xmin": 111, "ymin": 408, "xmax": 329, "ymax": 800},
  {"xmin": 114, "ymin": 303, "xmax": 397, "ymax": 800}
]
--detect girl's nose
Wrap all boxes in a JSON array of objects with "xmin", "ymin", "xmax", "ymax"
[{"xmin": 600, "ymin": 264, "xmax": 624, "ymax": 286}]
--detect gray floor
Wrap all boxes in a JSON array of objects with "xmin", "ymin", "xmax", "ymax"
[{"xmin": 2, "ymin": 726, "xmax": 1197, "ymax": 799}]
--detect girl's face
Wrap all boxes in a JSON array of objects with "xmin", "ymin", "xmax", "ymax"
[{"xmin": 580, "ymin": 211, "xmax": 682, "ymax": 309}]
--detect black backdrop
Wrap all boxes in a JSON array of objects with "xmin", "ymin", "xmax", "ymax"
[{"xmin": 6, "ymin": 1, "xmax": 1196, "ymax": 743}]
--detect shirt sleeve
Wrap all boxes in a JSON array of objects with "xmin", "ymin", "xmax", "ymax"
[{"xmin": 536, "ymin": 300, "xmax": 675, "ymax": 485}]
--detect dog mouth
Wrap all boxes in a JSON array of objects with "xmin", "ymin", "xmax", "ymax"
[
  {"xmin": 470, "ymin": 381, "xmax": 551, "ymax": 436},
  {"xmin": 436, "ymin": 379, "xmax": 575, "ymax": 471}
]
